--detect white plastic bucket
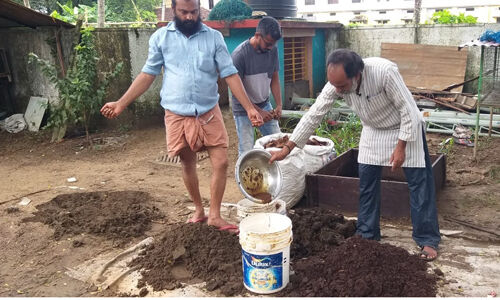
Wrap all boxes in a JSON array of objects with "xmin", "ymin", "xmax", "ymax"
[
  {"xmin": 237, "ymin": 198, "xmax": 287, "ymax": 220},
  {"xmin": 239, "ymin": 213, "xmax": 293, "ymax": 294}
]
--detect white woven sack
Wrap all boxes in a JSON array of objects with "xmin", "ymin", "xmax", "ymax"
[
  {"xmin": 303, "ymin": 135, "xmax": 336, "ymax": 174},
  {"xmin": 254, "ymin": 133, "xmax": 306, "ymax": 208}
]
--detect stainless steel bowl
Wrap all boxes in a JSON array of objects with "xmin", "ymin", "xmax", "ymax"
[{"xmin": 235, "ymin": 149, "xmax": 283, "ymax": 204}]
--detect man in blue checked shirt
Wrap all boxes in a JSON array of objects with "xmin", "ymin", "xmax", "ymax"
[{"xmin": 101, "ymin": 0, "xmax": 263, "ymax": 234}]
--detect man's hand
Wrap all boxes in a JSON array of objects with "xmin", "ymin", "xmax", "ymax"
[
  {"xmin": 273, "ymin": 105, "xmax": 282, "ymax": 120},
  {"xmin": 269, "ymin": 148, "xmax": 289, "ymax": 164},
  {"xmin": 258, "ymin": 108, "xmax": 274, "ymax": 123},
  {"xmin": 100, "ymin": 101, "xmax": 125, "ymax": 119},
  {"xmin": 269, "ymin": 142, "xmax": 294, "ymax": 163},
  {"xmin": 389, "ymin": 140, "xmax": 406, "ymax": 172},
  {"xmin": 247, "ymin": 108, "xmax": 264, "ymax": 127}
]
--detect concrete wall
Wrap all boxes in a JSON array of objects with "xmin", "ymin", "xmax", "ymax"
[
  {"xmin": 326, "ymin": 23, "xmax": 500, "ymax": 93},
  {"xmin": 0, "ymin": 26, "xmax": 76, "ymax": 112}
]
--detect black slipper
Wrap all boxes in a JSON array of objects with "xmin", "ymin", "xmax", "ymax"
[{"xmin": 419, "ymin": 248, "xmax": 437, "ymax": 261}]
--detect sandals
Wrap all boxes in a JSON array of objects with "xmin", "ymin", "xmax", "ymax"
[{"xmin": 419, "ymin": 246, "xmax": 438, "ymax": 261}]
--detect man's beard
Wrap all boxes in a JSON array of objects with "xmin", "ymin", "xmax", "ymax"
[
  {"xmin": 257, "ymin": 46, "xmax": 270, "ymax": 54},
  {"xmin": 174, "ymin": 14, "xmax": 202, "ymax": 36},
  {"xmin": 339, "ymin": 77, "xmax": 359, "ymax": 95}
]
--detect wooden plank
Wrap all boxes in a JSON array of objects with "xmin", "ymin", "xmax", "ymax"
[{"xmin": 381, "ymin": 43, "xmax": 468, "ymax": 92}]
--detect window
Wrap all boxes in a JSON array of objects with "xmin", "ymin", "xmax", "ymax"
[
  {"xmin": 328, "ymin": 0, "xmax": 339, "ymax": 3},
  {"xmin": 435, "ymin": 9, "xmax": 443, "ymax": 12},
  {"xmin": 353, "ymin": 11, "xmax": 361, "ymax": 15},
  {"xmin": 284, "ymin": 37, "xmax": 307, "ymax": 83},
  {"xmin": 306, "ymin": 13, "xmax": 313, "ymax": 17},
  {"xmin": 465, "ymin": 7, "xmax": 474, "ymax": 11},
  {"xmin": 377, "ymin": 20, "xmax": 389, "ymax": 24},
  {"xmin": 330, "ymin": 12, "xmax": 336, "ymax": 16},
  {"xmin": 407, "ymin": 9, "xmax": 414, "ymax": 13},
  {"xmin": 352, "ymin": 0, "xmax": 361, "ymax": 3},
  {"xmin": 403, "ymin": 19, "xmax": 412, "ymax": 24},
  {"xmin": 379, "ymin": 11, "xmax": 386, "ymax": 14},
  {"xmin": 305, "ymin": 0, "xmax": 315, "ymax": 5}
]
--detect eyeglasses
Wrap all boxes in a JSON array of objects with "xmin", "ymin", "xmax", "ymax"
[{"xmin": 261, "ymin": 36, "xmax": 276, "ymax": 48}]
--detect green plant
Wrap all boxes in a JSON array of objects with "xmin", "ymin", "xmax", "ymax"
[
  {"xmin": 329, "ymin": 113, "xmax": 362, "ymax": 155},
  {"xmin": 431, "ymin": 9, "xmax": 477, "ymax": 24},
  {"xmin": 438, "ymin": 137, "xmax": 454, "ymax": 156},
  {"xmin": 29, "ymin": 26, "xmax": 123, "ymax": 143},
  {"xmin": 50, "ymin": 1, "xmax": 97, "ymax": 24}
]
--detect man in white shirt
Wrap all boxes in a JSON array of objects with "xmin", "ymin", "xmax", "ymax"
[{"xmin": 270, "ymin": 49, "xmax": 440, "ymax": 261}]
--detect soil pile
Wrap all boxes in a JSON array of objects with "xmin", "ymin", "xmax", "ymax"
[
  {"xmin": 289, "ymin": 208, "xmax": 356, "ymax": 258},
  {"xmin": 130, "ymin": 223, "xmax": 244, "ymax": 296},
  {"xmin": 282, "ymin": 236, "xmax": 437, "ymax": 297},
  {"xmin": 129, "ymin": 208, "xmax": 436, "ymax": 297},
  {"xmin": 23, "ymin": 191, "xmax": 163, "ymax": 240}
]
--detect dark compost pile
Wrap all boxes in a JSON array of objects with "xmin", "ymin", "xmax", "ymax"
[
  {"xmin": 129, "ymin": 208, "xmax": 438, "ymax": 297},
  {"xmin": 23, "ymin": 191, "xmax": 163, "ymax": 240}
]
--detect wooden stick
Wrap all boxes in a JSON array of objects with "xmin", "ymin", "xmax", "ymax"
[
  {"xmin": 442, "ymin": 69, "xmax": 495, "ymax": 92},
  {"xmin": 418, "ymin": 96, "xmax": 471, "ymax": 114},
  {"xmin": 444, "ymin": 216, "xmax": 500, "ymax": 237},
  {"xmin": 0, "ymin": 189, "xmax": 50, "ymax": 206}
]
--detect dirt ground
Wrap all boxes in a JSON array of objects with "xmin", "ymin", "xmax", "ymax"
[{"xmin": 0, "ymin": 106, "xmax": 499, "ymax": 297}]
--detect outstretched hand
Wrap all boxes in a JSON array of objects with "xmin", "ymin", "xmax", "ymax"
[{"xmin": 100, "ymin": 101, "xmax": 125, "ymax": 119}]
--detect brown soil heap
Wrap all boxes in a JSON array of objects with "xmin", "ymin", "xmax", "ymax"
[
  {"xmin": 129, "ymin": 223, "xmax": 244, "ymax": 296},
  {"xmin": 289, "ymin": 208, "xmax": 357, "ymax": 259},
  {"xmin": 264, "ymin": 136, "xmax": 328, "ymax": 149},
  {"xmin": 282, "ymin": 236, "xmax": 437, "ymax": 297},
  {"xmin": 129, "ymin": 208, "xmax": 437, "ymax": 297},
  {"xmin": 23, "ymin": 191, "xmax": 163, "ymax": 240}
]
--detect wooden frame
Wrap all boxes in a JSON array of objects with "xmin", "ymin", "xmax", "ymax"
[{"xmin": 304, "ymin": 148, "xmax": 446, "ymax": 218}]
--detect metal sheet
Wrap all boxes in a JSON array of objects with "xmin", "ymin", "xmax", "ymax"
[{"xmin": 0, "ymin": 0, "xmax": 74, "ymax": 29}]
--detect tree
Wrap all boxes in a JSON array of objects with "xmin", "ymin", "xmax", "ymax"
[
  {"xmin": 97, "ymin": 0, "xmax": 105, "ymax": 27},
  {"xmin": 431, "ymin": 10, "xmax": 477, "ymax": 24},
  {"xmin": 413, "ymin": 0, "xmax": 421, "ymax": 25}
]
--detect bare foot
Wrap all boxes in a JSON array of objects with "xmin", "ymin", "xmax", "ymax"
[
  {"xmin": 186, "ymin": 209, "xmax": 205, "ymax": 223},
  {"xmin": 420, "ymin": 246, "xmax": 438, "ymax": 261},
  {"xmin": 207, "ymin": 217, "xmax": 239, "ymax": 233}
]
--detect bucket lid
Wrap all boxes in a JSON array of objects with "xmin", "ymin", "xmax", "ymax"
[{"xmin": 239, "ymin": 213, "xmax": 292, "ymax": 235}]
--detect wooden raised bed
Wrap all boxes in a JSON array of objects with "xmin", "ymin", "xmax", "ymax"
[{"xmin": 304, "ymin": 148, "xmax": 446, "ymax": 218}]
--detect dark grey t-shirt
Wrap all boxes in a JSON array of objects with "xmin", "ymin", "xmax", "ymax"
[{"xmin": 231, "ymin": 39, "xmax": 279, "ymax": 116}]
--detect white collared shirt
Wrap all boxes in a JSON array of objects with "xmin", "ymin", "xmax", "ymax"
[{"xmin": 290, "ymin": 57, "xmax": 426, "ymax": 167}]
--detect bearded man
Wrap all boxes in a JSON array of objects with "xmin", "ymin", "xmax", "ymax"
[
  {"xmin": 101, "ymin": 0, "xmax": 263, "ymax": 233},
  {"xmin": 270, "ymin": 49, "xmax": 441, "ymax": 260}
]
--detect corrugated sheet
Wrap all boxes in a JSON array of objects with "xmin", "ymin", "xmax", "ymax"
[
  {"xmin": 459, "ymin": 40, "xmax": 500, "ymax": 49},
  {"xmin": 0, "ymin": 0, "xmax": 74, "ymax": 29}
]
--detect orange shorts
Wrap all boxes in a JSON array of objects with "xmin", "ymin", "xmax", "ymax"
[{"xmin": 164, "ymin": 105, "xmax": 228, "ymax": 157}]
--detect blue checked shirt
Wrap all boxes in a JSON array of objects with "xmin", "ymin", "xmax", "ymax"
[{"xmin": 142, "ymin": 22, "xmax": 238, "ymax": 116}]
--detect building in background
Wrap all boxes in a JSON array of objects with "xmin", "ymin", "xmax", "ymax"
[{"xmin": 297, "ymin": 0, "xmax": 500, "ymax": 25}]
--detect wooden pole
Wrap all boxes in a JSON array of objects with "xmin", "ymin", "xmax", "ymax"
[
  {"xmin": 473, "ymin": 46, "xmax": 485, "ymax": 160},
  {"xmin": 23, "ymin": 0, "xmax": 30, "ymax": 8},
  {"xmin": 413, "ymin": 0, "xmax": 421, "ymax": 44},
  {"xmin": 490, "ymin": 107, "xmax": 493, "ymax": 138},
  {"xmin": 98, "ymin": 0, "xmax": 105, "ymax": 28},
  {"xmin": 161, "ymin": 0, "xmax": 166, "ymax": 21}
]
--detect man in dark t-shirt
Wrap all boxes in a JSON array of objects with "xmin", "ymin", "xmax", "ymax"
[{"xmin": 231, "ymin": 16, "xmax": 283, "ymax": 156}]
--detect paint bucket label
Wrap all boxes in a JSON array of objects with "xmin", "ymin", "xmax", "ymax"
[{"xmin": 242, "ymin": 250, "xmax": 283, "ymax": 292}]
